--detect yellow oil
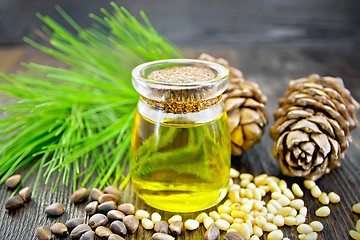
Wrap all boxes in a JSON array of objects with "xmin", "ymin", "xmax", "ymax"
[{"xmin": 131, "ymin": 110, "xmax": 231, "ymax": 212}]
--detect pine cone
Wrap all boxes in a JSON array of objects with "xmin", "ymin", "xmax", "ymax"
[
  {"xmin": 199, "ymin": 53, "xmax": 268, "ymax": 156},
  {"xmin": 270, "ymin": 74, "xmax": 359, "ymax": 180}
]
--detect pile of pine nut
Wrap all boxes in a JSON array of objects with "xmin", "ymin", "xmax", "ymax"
[
  {"xmin": 83, "ymin": 168, "xmax": 349, "ymax": 240},
  {"xmin": 350, "ymin": 202, "xmax": 360, "ymax": 240},
  {"xmin": 6, "ymin": 169, "xmax": 356, "ymax": 239},
  {"xmin": 131, "ymin": 168, "xmax": 344, "ymax": 239},
  {"xmin": 186, "ymin": 168, "xmax": 342, "ymax": 240}
]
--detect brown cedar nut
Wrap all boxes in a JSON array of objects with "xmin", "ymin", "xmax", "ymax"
[
  {"xmin": 103, "ymin": 186, "xmax": 121, "ymax": 197},
  {"xmin": 204, "ymin": 223, "xmax": 220, "ymax": 240},
  {"xmin": 70, "ymin": 224, "xmax": 91, "ymax": 238},
  {"xmin": 109, "ymin": 220, "xmax": 127, "ymax": 236},
  {"xmin": 80, "ymin": 230, "xmax": 95, "ymax": 240},
  {"xmin": 36, "ymin": 226, "xmax": 52, "ymax": 240},
  {"xmin": 5, "ymin": 196, "xmax": 24, "ymax": 210},
  {"xmin": 50, "ymin": 222, "xmax": 68, "ymax": 236},
  {"xmin": 65, "ymin": 218, "xmax": 84, "ymax": 232},
  {"xmin": 89, "ymin": 213, "xmax": 108, "ymax": 229},
  {"xmin": 224, "ymin": 231, "xmax": 245, "ymax": 240},
  {"xmin": 154, "ymin": 221, "xmax": 169, "ymax": 234},
  {"xmin": 107, "ymin": 210, "xmax": 125, "ymax": 222},
  {"xmin": 5, "ymin": 174, "xmax": 21, "ymax": 188},
  {"xmin": 71, "ymin": 188, "xmax": 89, "ymax": 203},
  {"xmin": 151, "ymin": 233, "xmax": 175, "ymax": 240},
  {"xmin": 117, "ymin": 203, "xmax": 135, "ymax": 215},
  {"xmin": 95, "ymin": 226, "xmax": 113, "ymax": 239},
  {"xmin": 169, "ymin": 221, "xmax": 183, "ymax": 235},
  {"xmin": 19, "ymin": 187, "xmax": 32, "ymax": 202},
  {"xmin": 85, "ymin": 201, "xmax": 98, "ymax": 215},
  {"xmin": 98, "ymin": 194, "xmax": 120, "ymax": 204},
  {"xmin": 45, "ymin": 203, "xmax": 65, "ymax": 217},
  {"xmin": 97, "ymin": 201, "xmax": 117, "ymax": 214},
  {"xmin": 123, "ymin": 215, "xmax": 139, "ymax": 233},
  {"xmin": 89, "ymin": 188, "xmax": 103, "ymax": 201},
  {"xmin": 108, "ymin": 234, "xmax": 125, "ymax": 240}
]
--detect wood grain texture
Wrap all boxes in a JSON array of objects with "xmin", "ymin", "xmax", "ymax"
[{"xmin": 0, "ymin": 46, "xmax": 359, "ymax": 240}]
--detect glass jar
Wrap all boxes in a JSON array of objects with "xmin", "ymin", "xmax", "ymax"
[{"xmin": 131, "ymin": 59, "xmax": 231, "ymax": 212}]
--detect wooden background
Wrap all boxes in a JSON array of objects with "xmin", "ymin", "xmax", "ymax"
[{"xmin": 0, "ymin": 0, "xmax": 360, "ymax": 239}]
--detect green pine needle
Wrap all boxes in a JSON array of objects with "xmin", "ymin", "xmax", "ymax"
[{"xmin": 0, "ymin": 2, "xmax": 183, "ymax": 192}]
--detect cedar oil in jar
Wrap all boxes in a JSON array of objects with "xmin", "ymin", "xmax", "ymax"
[{"xmin": 131, "ymin": 59, "xmax": 231, "ymax": 212}]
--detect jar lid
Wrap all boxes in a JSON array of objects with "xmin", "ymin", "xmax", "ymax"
[{"xmin": 132, "ymin": 59, "xmax": 230, "ymax": 103}]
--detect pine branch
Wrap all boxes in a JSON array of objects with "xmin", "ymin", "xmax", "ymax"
[{"xmin": 0, "ymin": 2, "xmax": 183, "ymax": 192}]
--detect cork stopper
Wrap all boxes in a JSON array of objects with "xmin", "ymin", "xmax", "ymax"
[{"xmin": 148, "ymin": 66, "xmax": 216, "ymax": 83}]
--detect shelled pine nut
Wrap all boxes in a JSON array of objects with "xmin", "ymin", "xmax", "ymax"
[
  {"xmin": 215, "ymin": 219, "xmax": 230, "ymax": 231},
  {"xmin": 318, "ymin": 193, "xmax": 329, "ymax": 205},
  {"xmin": 309, "ymin": 221, "xmax": 323, "ymax": 232},
  {"xmin": 230, "ymin": 168, "xmax": 240, "ymax": 178},
  {"xmin": 204, "ymin": 217, "xmax": 215, "ymax": 229},
  {"xmin": 277, "ymin": 207, "xmax": 293, "ymax": 217},
  {"xmin": 142, "ymin": 218, "xmax": 154, "ymax": 230},
  {"xmin": 350, "ymin": 230, "xmax": 360, "ymax": 240},
  {"xmin": 273, "ymin": 215, "xmax": 284, "ymax": 227},
  {"xmin": 278, "ymin": 180, "xmax": 287, "ymax": 191},
  {"xmin": 240, "ymin": 173, "xmax": 254, "ymax": 181},
  {"xmin": 303, "ymin": 180, "xmax": 316, "ymax": 189},
  {"xmin": 284, "ymin": 216, "xmax": 297, "ymax": 226},
  {"xmin": 266, "ymin": 213, "xmax": 275, "ymax": 222},
  {"xmin": 290, "ymin": 208, "xmax": 297, "ymax": 217},
  {"xmin": 296, "ymin": 215, "xmax": 306, "ymax": 225},
  {"xmin": 328, "ymin": 192, "xmax": 341, "ymax": 203},
  {"xmin": 237, "ymin": 223, "xmax": 251, "ymax": 240},
  {"xmin": 253, "ymin": 225, "xmax": 263, "ymax": 237},
  {"xmin": 292, "ymin": 183, "xmax": 304, "ymax": 197},
  {"xmin": 299, "ymin": 207, "xmax": 307, "ymax": 217},
  {"xmin": 151, "ymin": 212, "xmax": 161, "ymax": 223},
  {"xmin": 184, "ymin": 219, "xmax": 199, "ymax": 231},
  {"xmin": 195, "ymin": 212, "xmax": 208, "ymax": 223},
  {"xmin": 135, "ymin": 210, "xmax": 150, "ymax": 220},
  {"xmin": 297, "ymin": 224, "xmax": 313, "ymax": 234},
  {"xmin": 255, "ymin": 216, "xmax": 266, "ymax": 227},
  {"xmin": 315, "ymin": 206, "xmax": 330, "ymax": 217},
  {"xmin": 267, "ymin": 229, "xmax": 283, "ymax": 240},
  {"xmin": 218, "ymin": 205, "xmax": 231, "ymax": 214},
  {"xmin": 168, "ymin": 215, "xmax": 182, "ymax": 224},
  {"xmin": 271, "ymin": 192, "xmax": 282, "ymax": 200},
  {"xmin": 353, "ymin": 203, "xmax": 360, "ymax": 214},
  {"xmin": 310, "ymin": 185, "xmax": 322, "ymax": 198},
  {"xmin": 250, "ymin": 235, "xmax": 260, "ymax": 240},
  {"xmin": 302, "ymin": 232, "xmax": 318, "ymax": 240},
  {"xmin": 283, "ymin": 188, "xmax": 295, "ymax": 200},
  {"xmin": 209, "ymin": 211, "xmax": 221, "ymax": 221},
  {"xmin": 262, "ymin": 222, "xmax": 277, "ymax": 232},
  {"xmin": 278, "ymin": 196, "xmax": 291, "ymax": 207},
  {"xmin": 220, "ymin": 213, "xmax": 234, "ymax": 224},
  {"xmin": 290, "ymin": 199, "xmax": 304, "ymax": 210}
]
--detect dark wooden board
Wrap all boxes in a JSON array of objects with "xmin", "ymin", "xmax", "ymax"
[{"xmin": 0, "ymin": 46, "xmax": 359, "ymax": 240}]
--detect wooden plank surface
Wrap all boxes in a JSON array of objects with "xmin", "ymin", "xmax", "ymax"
[{"xmin": 0, "ymin": 46, "xmax": 359, "ymax": 240}]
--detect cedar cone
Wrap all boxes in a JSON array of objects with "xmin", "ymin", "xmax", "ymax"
[
  {"xmin": 270, "ymin": 74, "xmax": 359, "ymax": 180},
  {"xmin": 199, "ymin": 53, "xmax": 268, "ymax": 156}
]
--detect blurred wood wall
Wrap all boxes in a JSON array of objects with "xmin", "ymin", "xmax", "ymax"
[{"xmin": 0, "ymin": 0, "xmax": 359, "ymax": 52}]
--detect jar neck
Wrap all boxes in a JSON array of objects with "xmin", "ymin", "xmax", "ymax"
[
  {"xmin": 132, "ymin": 59, "xmax": 230, "ymax": 103},
  {"xmin": 140, "ymin": 95, "xmax": 222, "ymax": 114},
  {"xmin": 137, "ymin": 97, "xmax": 225, "ymax": 125}
]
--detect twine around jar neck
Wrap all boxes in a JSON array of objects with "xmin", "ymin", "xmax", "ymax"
[{"xmin": 140, "ymin": 95, "xmax": 222, "ymax": 114}]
